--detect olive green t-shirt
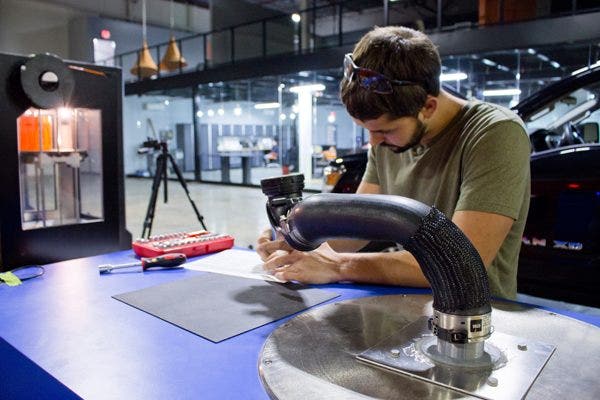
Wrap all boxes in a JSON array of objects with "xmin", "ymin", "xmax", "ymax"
[{"xmin": 363, "ymin": 100, "xmax": 531, "ymax": 299}]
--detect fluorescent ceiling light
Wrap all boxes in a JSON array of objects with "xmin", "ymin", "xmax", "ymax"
[
  {"xmin": 254, "ymin": 102, "xmax": 280, "ymax": 109},
  {"xmin": 482, "ymin": 88, "xmax": 521, "ymax": 97},
  {"xmin": 482, "ymin": 58, "xmax": 496, "ymax": 67},
  {"xmin": 289, "ymin": 84, "xmax": 325, "ymax": 93},
  {"xmin": 440, "ymin": 72, "xmax": 468, "ymax": 81},
  {"xmin": 550, "ymin": 61, "xmax": 561, "ymax": 69},
  {"xmin": 571, "ymin": 60, "xmax": 600, "ymax": 75}
]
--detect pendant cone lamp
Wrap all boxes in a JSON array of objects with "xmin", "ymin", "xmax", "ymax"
[
  {"xmin": 131, "ymin": 40, "xmax": 158, "ymax": 78},
  {"xmin": 130, "ymin": 0, "xmax": 158, "ymax": 79},
  {"xmin": 160, "ymin": 35, "xmax": 187, "ymax": 71},
  {"xmin": 160, "ymin": 1, "xmax": 187, "ymax": 72}
]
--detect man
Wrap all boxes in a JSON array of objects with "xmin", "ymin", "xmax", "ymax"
[{"xmin": 257, "ymin": 26, "xmax": 530, "ymax": 300}]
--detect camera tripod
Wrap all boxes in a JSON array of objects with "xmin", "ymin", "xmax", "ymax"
[{"xmin": 141, "ymin": 141, "xmax": 207, "ymax": 238}]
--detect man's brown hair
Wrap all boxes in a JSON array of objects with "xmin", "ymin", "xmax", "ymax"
[{"xmin": 340, "ymin": 26, "xmax": 441, "ymax": 121}]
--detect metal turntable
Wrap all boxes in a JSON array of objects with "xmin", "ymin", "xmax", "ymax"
[{"xmin": 259, "ymin": 294, "xmax": 600, "ymax": 399}]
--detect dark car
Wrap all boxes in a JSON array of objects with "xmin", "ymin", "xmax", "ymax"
[{"xmin": 322, "ymin": 66, "xmax": 600, "ymax": 307}]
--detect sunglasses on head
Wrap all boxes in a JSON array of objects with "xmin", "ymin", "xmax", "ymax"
[{"xmin": 343, "ymin": 53, "xmax": 420, "ymax": 94}]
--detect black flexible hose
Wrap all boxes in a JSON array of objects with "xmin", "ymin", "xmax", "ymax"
[{"xmin": 278, "ymin": 193, "xmax": 491, "ymax": 316}]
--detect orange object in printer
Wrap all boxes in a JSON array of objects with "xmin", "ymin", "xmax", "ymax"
[{"xmin": 18, "ymin": 113, "xmax": 52, "ymax": 151}]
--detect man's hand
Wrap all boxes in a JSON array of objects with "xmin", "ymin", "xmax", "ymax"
[
  {"xmin": 256, "ymin": 227, "xmax": 293, "ymax": 261},
  {"xmin": 263, "ymin": 243, "xmax": 345, "ymax": 284}
]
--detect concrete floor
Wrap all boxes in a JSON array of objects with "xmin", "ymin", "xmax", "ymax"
[{"xmin": 125, "ymin": 177, "xmax": 270, "ymax": 249}]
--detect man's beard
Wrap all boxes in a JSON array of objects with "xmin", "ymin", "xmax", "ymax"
[{"xmin": 381, "ymin": 120, "xmax": 427, "ymax": 154}]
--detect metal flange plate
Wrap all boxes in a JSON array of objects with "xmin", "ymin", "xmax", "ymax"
[{"xmin": 357, "ymin": 316, "xmax": 554, "ymax": 399}]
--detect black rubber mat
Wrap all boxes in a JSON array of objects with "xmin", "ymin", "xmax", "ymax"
[{"xmin": 113, "ymin": 273, "xmax": 339, "ymax": 342}]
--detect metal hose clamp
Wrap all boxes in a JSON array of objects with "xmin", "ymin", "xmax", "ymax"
[{"xmin": 429, "ymin": 310, "xmax": 493, "ymax": 344}]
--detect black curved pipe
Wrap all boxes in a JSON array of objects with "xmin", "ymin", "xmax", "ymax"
[{"xmin": 273, "ymin": 193, "xmax": 491, "ymax": 316}]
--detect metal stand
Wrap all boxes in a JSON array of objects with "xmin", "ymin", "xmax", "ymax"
[{"xmin": 141, "ymin": 141, "xmax": 207, "ymax": 238}]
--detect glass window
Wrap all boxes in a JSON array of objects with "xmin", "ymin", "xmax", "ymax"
[
  {"xmin": 18, "ymin": 108, "xmax": 104, "ymax": 230},
  {"xmin": 525, "ymin": 82, "xmax": 600, "ymax": 151},
  {"xmin": 122, "ymin": 40, "xmax": 600, "ymax": 189}
]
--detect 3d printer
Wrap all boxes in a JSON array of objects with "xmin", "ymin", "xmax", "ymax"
[{"xmin": 0, "ymin": 53, "xmax": 131, "ymax": 268}]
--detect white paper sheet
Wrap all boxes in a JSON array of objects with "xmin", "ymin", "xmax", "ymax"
[{"xmin": 184, "ymin": 249, "xmax": 286, "ymax": 283}]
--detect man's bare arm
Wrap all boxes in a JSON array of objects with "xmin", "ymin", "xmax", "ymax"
[
  {"xmin": 451, "ymin": 210, "xmax": 513, "ymax": 267},
  {"xmin": 335, "ymin": 210, "xmax": 514, "ymax": 285}
]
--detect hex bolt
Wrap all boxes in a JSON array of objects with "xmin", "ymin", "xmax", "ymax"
[
  {"xmin": 487, "ymin": 376, "xmax": 498, "ymax": 387},
  {"xmin": 390, "ymin": 348, "xmax": 401, "ymax": 357}
]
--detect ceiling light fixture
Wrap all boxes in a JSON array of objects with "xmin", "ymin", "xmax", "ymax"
[
  {"xmin": 289, "ymin": 84, "xmax": 325, "ymax": 93},
  {"xmin": 571, "ymin": 60, "xmax": 600, "ymax": 75},
  {"xmin": 130, "ymin": 0, "xmax": 158, "ymax": 78},
  {"xmin": 536, "ymin": 54, "xmax": 550, "ymax": 62},
  {"xmin": 254, "ymin": 102, "xmax": 280, "ymax": 109},
  {"xmin": 481, "ymin": 58, "xmax": 497, "ymax": 67},
  {"xmin": 482, "ymin": 88, "xmax": 522, "ymax": 97},
  {"xmin": 159, "ymin": 0, "xmax": 187, "ymax": 72},
  {"xmin": 440, "ymin": 72, "xmax": 468, "ymax": 81}
]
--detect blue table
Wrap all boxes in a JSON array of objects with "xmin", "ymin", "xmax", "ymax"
[{"xmin": 1, "ymin": 250, "xmax": 599, "ymax": 400}]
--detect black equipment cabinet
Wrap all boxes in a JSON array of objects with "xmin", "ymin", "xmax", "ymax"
[{"xmin": 0, "ymin": 53, "xmax": 131, "ymax": 269}]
